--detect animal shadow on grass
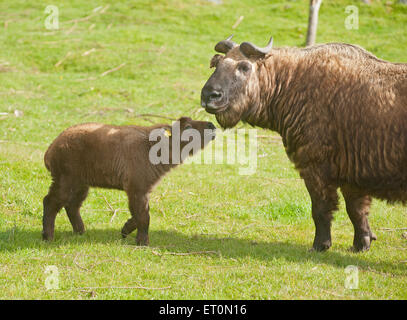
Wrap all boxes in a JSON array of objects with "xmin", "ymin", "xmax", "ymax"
[{"xmin": 0, "ymin": 227, "xmax": 405, "ymax": 276}]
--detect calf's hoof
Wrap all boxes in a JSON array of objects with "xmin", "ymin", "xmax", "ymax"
[
  {"xmin": 42, "ymin": 232, "xmax": 54, "ymax": 241},
  {"xmin": 136, "ymin": 234, "xmax": 149, "ymax": 246},
  {"xmin": 73, "ymin": 229, "xmax": 85, "ymax": 235},
  {"xmin": 121, "ymin": 226, "xmax": 132, "ymax": 239},
  {"xmin": 72, "ymin": 226, "xmax": 85, "ymax": 235}
]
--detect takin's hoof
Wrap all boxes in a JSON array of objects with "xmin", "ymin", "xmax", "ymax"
[
  {"xmin": 310, "ymin": 240, "xmax": 332, "ymax": 252},
  {"xmin": 351, "ymin": 233, "xmax": 377, "ymax": 252}
]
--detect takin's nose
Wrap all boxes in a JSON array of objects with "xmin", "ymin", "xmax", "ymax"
[{"xmin": 201, "ymin": 85, "xmax": 223, "ymax": 106}]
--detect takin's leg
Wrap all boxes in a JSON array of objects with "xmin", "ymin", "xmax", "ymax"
[
  {"xmin": 42, "ymin": 178, "xmax": 69, "ymax": 241},
  {"xmin": 64, "ymin": 185, "xmax": 89, "ymax": 235},
  {"xmin": 302, "ymin": 172, "xmax": 339, "ymax": 252},
  {"xmin": 341, "ymin": 186, "xmax": 377, "ymax": 252},
  {"xmin": 121, "ymin": 191, "xmax": 150, "ymax": 246}
]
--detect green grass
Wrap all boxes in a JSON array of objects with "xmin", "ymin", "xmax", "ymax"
[{"xmin": 0, "ymin": 0, "xmax": 406, "ymax": 299}]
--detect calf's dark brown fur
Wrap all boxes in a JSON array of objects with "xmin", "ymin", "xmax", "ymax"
[{"xmin": 42, "ymin": 117, "xmax": 215, "ymax": 245}]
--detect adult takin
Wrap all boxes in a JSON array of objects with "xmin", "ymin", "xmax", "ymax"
[
  {"xmin": 201, "ymin": 35, "xmax": 407, "ymax": 252},
  {"xmin": 42, "ymin": 117, "xmax": 216, "ymax": 245}
]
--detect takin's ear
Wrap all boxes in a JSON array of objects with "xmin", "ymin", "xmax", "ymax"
[{"xmin": 210, "ymin": 54, "xmax": 223, "ymax": 68}]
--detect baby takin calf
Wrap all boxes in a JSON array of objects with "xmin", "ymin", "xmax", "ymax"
[{"xmin": 42, "ymin": 117, "xmax": 216, "ymax": 245}]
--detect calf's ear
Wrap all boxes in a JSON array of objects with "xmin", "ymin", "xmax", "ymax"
[
  {"xmin": 154, "ymin": 127, "xmax": 171, "ymax": 138},
  {"xmin": 163, "ymin": 128, "xmax": 172, "ymax": 137}
]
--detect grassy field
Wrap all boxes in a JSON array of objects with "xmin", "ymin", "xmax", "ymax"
[{"xmin": 0, "ymin": 0, "xmax": 406, "ymax": 299}]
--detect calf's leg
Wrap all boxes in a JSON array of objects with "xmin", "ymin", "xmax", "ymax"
[
  {"xmin": 341, "ymin": 186, "xmax": 376, "ymax": 252},
  {"xmin": 65, "ymin": 185, "xmax": 89, "ymax": 235},
  {"xmin": 121, "ymin": 192, "xmax": 150, "ymax": 246},
  {"xmin": 42, "ymin": 180, "xmax": 65, "ymax": 241}
]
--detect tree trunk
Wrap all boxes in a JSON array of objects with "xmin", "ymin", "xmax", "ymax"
[{"xmin": 306, "ymin": 0, "xmax": 323, "ymax": 47}]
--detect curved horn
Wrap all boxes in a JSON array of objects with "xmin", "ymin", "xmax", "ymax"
[
  {"xmin": 214, "ymin": 35, "xmax": 237, "ymax": 54},
  {"xmin": 239, "ymin": 36, "xmax": 273, "ymax": 58}
]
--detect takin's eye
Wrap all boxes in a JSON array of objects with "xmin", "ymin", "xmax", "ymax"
[{"xmin": 237, "ymin": 61, "xmax": 251, "ymax": 73}]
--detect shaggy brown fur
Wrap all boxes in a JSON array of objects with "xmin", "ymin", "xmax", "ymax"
[
  {"xmin": 42, "ymin": 117, "xmax": 215, "ymax": 244},
  {"xmin": 201, "ymin": 40, "xmax": 407, "ymax": 252}
]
